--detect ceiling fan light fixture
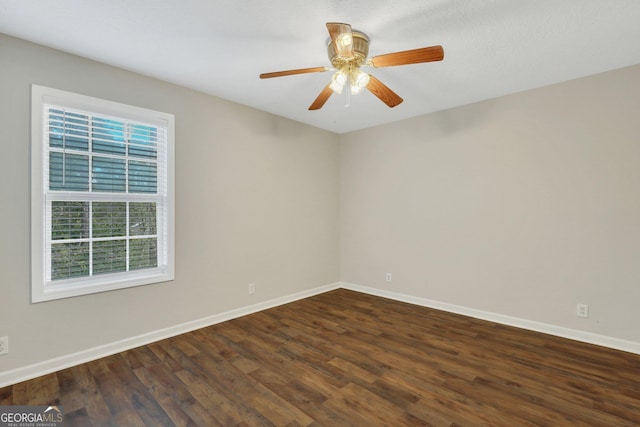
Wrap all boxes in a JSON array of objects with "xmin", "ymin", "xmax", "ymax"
[
  {"xmin": 329, "ymin": 70, "xmax": 347, "ymax": 94},
  {"xmin": 350, "ymin": 69, "xmax": 370, "ymax": 94},
  {"xmin": 336, "ymin": 33, "xmax": 353, "ymax": 50},
  {"xmin": 350, "ymin": 85, "xmax": 364, "ymax": 95}
]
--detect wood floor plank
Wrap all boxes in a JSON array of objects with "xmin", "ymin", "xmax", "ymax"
[
  {"xmin": 324, "ymin": 382, "xmax": 411, "ymax": 426},
  {"xmin": 133, "ymin": 363, "xmax": 201, "ymax": 426},
  {"xmin": 107, "ymin": 359, "xmax": 176, "ymax": 426},
  {"xmin": 3, "ymin": 289, "xmax": 640, "ymax": 426},
  {"xmin": 64, "ymin": 364, "xmax": 112, "ymax": 425},
  {"xmin": 63, "ymin": 407, "xmax": 93, "ymax": 427},
  {"xmin": 174, "ymin": 368, "xmax": 241, "ymax": 426}
]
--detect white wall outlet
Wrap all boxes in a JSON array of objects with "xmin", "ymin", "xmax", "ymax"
[
  {"xmin": 248, "ymin": 283, "xmax": 255, "ymax": 295},
  {"xmin": 385, "ymin": 273, "xmax": 392, "ymax": 283},
  {"xmin": 0, "ymin": 336, "xmax": 8, "ymax": 355},
  {"xmin": 577, "ymin": 303, "xmax": 589, "ymax": 318}
]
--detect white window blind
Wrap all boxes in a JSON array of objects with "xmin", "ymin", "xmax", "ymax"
[{"xmin": 31, "ymin": 85, "xmax": 175, "ymax": 302}]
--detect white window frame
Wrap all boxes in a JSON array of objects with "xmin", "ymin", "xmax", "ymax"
[{"xmin": 31, "ymin": 85, "xmax": 175, "ymax": 303}]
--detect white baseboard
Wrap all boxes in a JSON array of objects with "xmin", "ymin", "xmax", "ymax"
[
  {"xmin": 0, "ymin": 282, "xmax": 341, "ymax": 388},
  {"xmin": 4, "ymin": 280, "xmax": 638, "ymax": 388},
  {"xmin": 340, "ymin": 281, "xmax": 640, "ymax": 355}
]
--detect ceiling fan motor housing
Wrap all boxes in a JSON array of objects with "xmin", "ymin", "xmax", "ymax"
[{"xmin": 327, "ymin": 30, "xmax": 369, "ymax": 68}]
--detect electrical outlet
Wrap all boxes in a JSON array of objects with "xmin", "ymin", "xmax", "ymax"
[
  {"xmin": 577, "ymin": 303, "xmax": 589, "ymax": 318},
  {"xmin": 0, "ymin": 336, "xmax": 8, "ymax": 355},
  {"xmin": 248, "ymin": 283, "xmax": 255, "ymax": 295},
  {"xmin": 385, "ymin": 273, "xmax": 392, "ymax": 283}
]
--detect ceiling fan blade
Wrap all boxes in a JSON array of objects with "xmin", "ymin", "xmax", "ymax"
[
  {"xmin": 308, "ymin": 84, "xmax": 334, "ymax": 110},
  {"xmin": 260, "ymin": 67, "xmax": 328, "ymax": 79},
  {"xmin": 326, "ymin": 22, "xmax": 354, "ymax": 58},
  {"xmin": 370, "ymin": 45, "xmax": 444, "ymax": 68},
  {"xmin": 366, "ymin": 75, "xmax": 403, "ymax": 108}
]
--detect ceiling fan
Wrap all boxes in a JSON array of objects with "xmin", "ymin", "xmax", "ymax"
[{"xmin": 260, "ymin": 22, "xmax": 444, "ymax": 110}]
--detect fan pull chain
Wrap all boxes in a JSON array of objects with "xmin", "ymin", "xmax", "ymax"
[{"xmin": 345, "ymin": 75, "xmax": 351, "ymax": 108}]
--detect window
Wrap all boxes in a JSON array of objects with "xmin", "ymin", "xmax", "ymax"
[{"xmin": 31, "ymin": 85, "xmax": 174, "ymax": 302}]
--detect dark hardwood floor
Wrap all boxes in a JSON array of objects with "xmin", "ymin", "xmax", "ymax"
[{"xmin": 2, "ymin": 289, "xmax": 640, "ymax": 426}]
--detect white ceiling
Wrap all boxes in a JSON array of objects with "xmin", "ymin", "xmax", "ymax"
[{"xmin": 1, "ymin": 0, "xmax": 639, "ymax": 134}]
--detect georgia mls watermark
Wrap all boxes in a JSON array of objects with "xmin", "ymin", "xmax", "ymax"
[{"xmin": 0, "ymin": 406, "xmax": 63, "ymax": 427}]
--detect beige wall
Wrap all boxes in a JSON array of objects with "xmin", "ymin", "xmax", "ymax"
[
  {"xmin": 340, "ymin": 64, "xmax": 640, "ymax": 343},
  {"xmin": 0, "ymin": 34, "xmax": 339, "ymax": 374}
]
